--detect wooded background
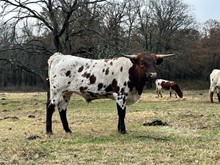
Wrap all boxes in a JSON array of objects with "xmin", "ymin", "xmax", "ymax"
[{"xmin": 0, "ymin": 0, "xmax": 219, "ymax": 90}]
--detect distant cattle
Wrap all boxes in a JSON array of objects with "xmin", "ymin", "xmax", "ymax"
[
  {"xmin": 155, "ymin": 79, "xmax": 183, "ymax": 98},
  {"xmin": 46, "ymin": 52, "xmax": 174, "ymax": 134},
  {"xmin": 209, "ymin": 69, "xmax": 220, "ymax": 103}
]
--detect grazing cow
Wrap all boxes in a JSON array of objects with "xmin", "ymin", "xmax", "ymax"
[
  {"xmin": 209, "ymin": 69, "xmax": 220, "ymax": 103},
  {"xmin": 155, "ymin": 79, "xmax": 183, "ymax": 98},
  {"xmin": 46, "ymin": 52, "xmax": 174, "ymax": 134}
]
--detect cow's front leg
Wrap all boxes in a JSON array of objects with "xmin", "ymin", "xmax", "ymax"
[
  {"xmin": 169, "ymin": 88, "xmax": 172, "ymax": 97},
  {"xmin": 58, "ymin": 94, "xmax": 72, "ymax": 133},
  {"xmin": 217, "ymin": 88, "xmax": 220, "ymax": 103},
  {"xmin": 117, "ymin": 103, "xmax": 126, "ymax": 134},
  {"xmin": 116, "ymin": 94, "xmax": 127, "ymax": 134},
  {"xmin": 217, "ymin": 93, "xmax": 220, "ymax": 103},
  {"xmin": 210, "ymin": 91, "xmax": 214, "ymax": 103},
  {"xmin": 174, "ymin": 92, "xmax": 177, "ymax": 98}
]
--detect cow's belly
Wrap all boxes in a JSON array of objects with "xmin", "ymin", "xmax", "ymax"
[
  {"xmin": 75, "ymin": 90, "xmax": 114, "ymax": 103},
  {"xmin": 58, "ymin": 76, "xmax": 141, "ymax": 105},
  {"xmin": 75, "ymin": 89, "xmax": 140, "ymax": 105}
]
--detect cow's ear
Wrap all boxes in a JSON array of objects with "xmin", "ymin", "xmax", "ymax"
[{"xmin": 155, "ymin": 58, "xmax": 163, "ymax": 65}]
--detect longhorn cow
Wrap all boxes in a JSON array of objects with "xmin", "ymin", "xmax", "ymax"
[{"xmin": 46, "ymin": 52, "xmax": 174, "ymax": 134}]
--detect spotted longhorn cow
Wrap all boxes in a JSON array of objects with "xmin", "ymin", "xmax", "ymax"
[
  {"xmin": 209, "ymin": 69, "xmax": 220, "ymax": 103},
  {"xmin": 46, "ymin": 52, "xmax": 174, "ymax": 134},
  {"xmin": 155, "ymin": 79, "xmax": 183, "ymax": 98}
]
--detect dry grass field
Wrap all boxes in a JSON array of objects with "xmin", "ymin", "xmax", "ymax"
[{"xmin": 0, "ymin": 90, "xmax": 220, "ymax": 164}]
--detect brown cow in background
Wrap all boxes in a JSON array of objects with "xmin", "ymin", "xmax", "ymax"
[{"xmin": 155, "ymin": 79, "xmax": 183, "ymax": 98}]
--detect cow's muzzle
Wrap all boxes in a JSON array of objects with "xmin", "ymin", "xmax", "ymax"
[{"xmin": 147, "ymin": 72, "xmax": 157, "ymax": 79}]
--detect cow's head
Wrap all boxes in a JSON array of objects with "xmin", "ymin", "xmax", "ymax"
[{"xmin": 124, "ymin": 53, "xmax": 174, "ymax": 79}]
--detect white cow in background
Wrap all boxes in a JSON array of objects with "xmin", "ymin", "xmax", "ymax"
[{"xmin": 209, "ymin": 69, "xmax": 220, "ymax": 103}]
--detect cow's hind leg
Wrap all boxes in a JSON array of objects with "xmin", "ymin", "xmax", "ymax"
[
  {"xmin": 58, "ymin": 93, "xmax": 72, "ymax": 133},
  {"xmin": 156, "ymin": 89, "xmax": 162, "ymax": 97},
  {"xmin": 59, "ymin": 109, "xmax": 72, "ymax": 133},
  {"xmin": 217, "ymin": 87, "xmax": 220, "ymax": 103},
  {"xmin": 46, "ymin": 100, "xmax": 55, "ymax": 134},
  {"xmin": 158, "ymin": 90, "xmax": 162, "ymax": 97}
]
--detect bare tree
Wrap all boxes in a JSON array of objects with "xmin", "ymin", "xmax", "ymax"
[
  {"xmin": 0, "ymin": 0, "xmax": 106, "ymax": 90},
  {"xmin": 150, "ymin": 0, "xmax": 195, "ymax": 52},
  {"xmin": 135, "ymin": 0, "xmax": 155, "ymax": 52},
  {"xmin": 97, "ymin": 1, "xmax": 127, "ymax": 56},
  {"xmin": 122, "ymin": 0, "xmax": 139, "ymax": 52},
  {"xmin": 1, "ymin": 0, "xmax": 106, "ymax": 52},
  {"xmin": 0, "ymin": 0, "xmax": 215, "ymax": 89},
  {"xmin": 133, "ymin": 0, "xmax": 195, "ymax": 53}
]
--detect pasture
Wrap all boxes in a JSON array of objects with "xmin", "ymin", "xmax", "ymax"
[{"xmin": 0, "ymin": 90, "xmax": 220, "ymax": 164}]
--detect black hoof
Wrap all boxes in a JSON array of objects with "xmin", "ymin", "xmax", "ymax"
[
  {"xmin": 118, "ymin": 129, "xmax": 127, "ymax": 134},
  {"xmin": 46, "ymin": 131, "xmax": 53, "ymax": 135},
  {"xmin": 65, "ymin": 129, "xmax": 72, "ymax": 133}
]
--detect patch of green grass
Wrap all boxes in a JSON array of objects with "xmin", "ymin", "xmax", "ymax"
[{"xmin": 1, "ymin": 90, "xmax": 220, "ymax": 164}]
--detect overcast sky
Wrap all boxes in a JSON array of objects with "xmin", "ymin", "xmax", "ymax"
[{"xmin": 184, "ymin": 0, "xmax": 220, "ymax": 23}]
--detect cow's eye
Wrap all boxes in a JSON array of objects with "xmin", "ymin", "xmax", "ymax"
[{"xmin": 140, "ymin": 61, "xmax": 145, "ymax": 66}]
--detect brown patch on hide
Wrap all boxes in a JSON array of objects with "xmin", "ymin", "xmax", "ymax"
[
  {"xmin": 66, "ymin": 71, "xmax": 71, "ymax": 77},
  {"xmin": 83, "ymin": 72, "xmax": 91, "ymax": 78},
  {"xmin": 105, "ymin": 68, "xmax": 109, "ymax": 75},
  {"xmin": 120, "ymin": 66, "xmax": 123, "ymax": 72},
  {"xmin": 161, "ymin": 81, "xmax": 183, "ymax": 98},
  {"xmin": 112, "ymin": 79, "xmax": 119, "ymax": 93},
  {"xmin": 161, "ymin": 81, "xmax": 171, "ymax": 90},
  {"xmin": 78, "ymin": 66, "xmax": 84, "ymax": 72},
  {"xmin": 98, "ymin": 83, "xmax": 103, "ymax": 90},
  {"xmin": 89, "ymin": 75, "xmax": 96, "ymax": 84},
  {"xmin": 80, "ymin": 87, "xmax": 88, "ymax": 93},
  {"xmin": 105, "ymin": 85, "xmax": 112, "ymax": 92}
]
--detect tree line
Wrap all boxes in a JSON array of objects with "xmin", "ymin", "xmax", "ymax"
[{"xmin": 0, "ymin": 0, "xmax": 219, "ymax": 90}]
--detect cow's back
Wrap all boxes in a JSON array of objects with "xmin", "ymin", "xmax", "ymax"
[
  {"xmin": 210, "ymin": 69, "xmax": 220, "ymax": 85},
  {"xmin": 48, "ymin": 52, "xmax": 133, "ymax": 101}
]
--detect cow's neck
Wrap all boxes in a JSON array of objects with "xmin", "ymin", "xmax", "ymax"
[{"xmin": 128, "ymin": 65, "xmax": 147, "ymax": 95}]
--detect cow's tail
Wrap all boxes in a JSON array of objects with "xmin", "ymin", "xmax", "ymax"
[{"xmin": 46, "ymin": 52, "xmax": 61, "ymax": 102}]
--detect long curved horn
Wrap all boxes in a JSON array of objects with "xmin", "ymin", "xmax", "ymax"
[
  {"xmin": 122, "ymin": 54, "xmax": 138, "ymax": 59},
  {"xmin": 156, "ymin": 54, "xmax": 175, "ymax": 58}
]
